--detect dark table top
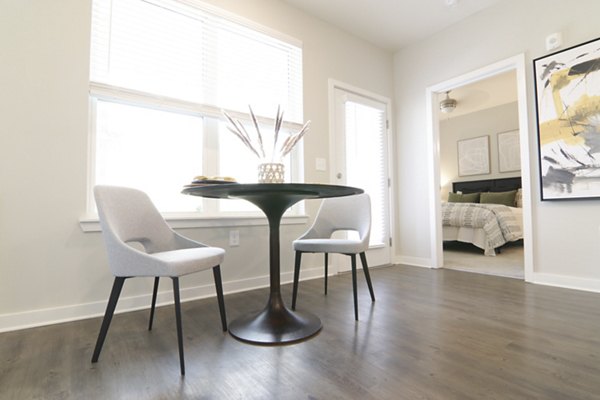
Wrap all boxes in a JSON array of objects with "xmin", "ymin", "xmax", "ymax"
[{"xmin": 181, "ymin": 183, "xmax": 363, "ymax": 200}]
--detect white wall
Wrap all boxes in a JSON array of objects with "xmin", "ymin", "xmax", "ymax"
[
  {"xmin": 440, "ymin": 102, "xmax": 520, "ymax": 198},
  {"xmin": 394, "ymin": 0, "xmax": 600, "ymax": 291},
  {"xmin": 0, "ymin": 0, "xmax": 393, "ymax": 331}
]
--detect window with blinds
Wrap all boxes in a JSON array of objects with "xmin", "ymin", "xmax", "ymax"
[{"xmin": 88, "ymin": 0, "xmax": 303, "ymax": 213}]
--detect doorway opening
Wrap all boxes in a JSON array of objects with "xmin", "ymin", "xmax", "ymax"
[{"xmin": 426, "ymin": 54, "xmax": 533, "ymax": 281}]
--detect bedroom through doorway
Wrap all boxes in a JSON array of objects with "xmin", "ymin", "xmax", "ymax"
[{"xmin": 428, "ymin": 56, "xmax": 532, "ymax": 280}]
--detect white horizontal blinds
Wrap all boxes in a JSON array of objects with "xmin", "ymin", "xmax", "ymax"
[
  {"xmin": 344, "ymin": 100, "xmax": 387, "ymax": 247},
  {"xmin": 91, "ymin": 0, "xmax": 205, "ymax": 103},
  {"xmin": 90, "ymin": 0, "xmax": 303, "ymax": 121},
  {"xmin": 204, "ymin": 14, "xmax": 303, "ymax": 122}
]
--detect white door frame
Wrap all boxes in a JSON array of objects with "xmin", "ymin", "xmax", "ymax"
[
  {"xmin": 328, "ymin": 79, "xmax": 395, "ymax": 271},
  {"xmin": 425, "ymin": 54, "xmax": 534, "ymax": 282}
]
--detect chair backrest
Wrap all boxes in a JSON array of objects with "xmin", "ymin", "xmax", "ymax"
[
  {"xmin": 94, "ymin": 185, "xmax": 178, "ymax": 255},
  {"xmin": 307, "ymin": 193, "xmax": 371, "ymax": 247}
]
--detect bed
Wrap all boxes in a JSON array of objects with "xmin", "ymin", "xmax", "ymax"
[{"xmin": 442, "ymin": 177, "xmax": 523, "ymax": 256}]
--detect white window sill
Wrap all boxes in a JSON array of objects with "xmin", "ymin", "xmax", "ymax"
[{"xmin": 79, "ymin": 212, "xmax": 309, "ymax": 233}]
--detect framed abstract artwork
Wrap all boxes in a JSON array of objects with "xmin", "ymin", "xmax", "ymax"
[
  {"xmin": 533, "ymin": 37, "xmax": 600, "ymax": 200},
  {"xmin": 498, "ymin": 130, "xmax": 521, "ymax": 172},
  {"xmin": 457, "ymin": 135, "xmax": 490, "ymax": 176}
]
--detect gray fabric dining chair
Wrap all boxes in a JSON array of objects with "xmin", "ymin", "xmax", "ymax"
[
  {"xmin": 91, "ymin": 185, "xmax": 227, "ymax": 376},
  {"xmin": 291, "ymin": 193, "xmax": 375, "ymax": 320}
]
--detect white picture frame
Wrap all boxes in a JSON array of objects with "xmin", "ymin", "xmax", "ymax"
[
  {"xmin": 498, "ymin": 130, "xmax": 521, "ymax": 172},
  {"xmin": 457, "ymin": 135, "xmax": 490, "ymax": 176}
]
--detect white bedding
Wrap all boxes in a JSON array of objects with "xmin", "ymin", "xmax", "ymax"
[{"xmin": 442, "ymin": 205, "xmax": 523, "ymax": 256}]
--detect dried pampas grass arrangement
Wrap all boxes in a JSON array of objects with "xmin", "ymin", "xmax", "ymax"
[{"xmin": 223, "ymin": 106, "xmax": 311, "ymax": 163}]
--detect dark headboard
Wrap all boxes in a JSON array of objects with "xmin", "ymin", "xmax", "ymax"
[{"xmin": 452, "ymin": 177, "xmax": 521, "ymax": 194}]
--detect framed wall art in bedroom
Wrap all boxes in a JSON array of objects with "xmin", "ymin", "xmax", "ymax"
[
  {"xmin": 498, "ymin": 130, "xmax": 521, "ymax": 172},
  {"xmin": 533, "ymin": 36, "xmax": 600, "ymax": 200},
  {"xmin": 457, "ymin": 135, "xmax": 490, "ymax": 176}
]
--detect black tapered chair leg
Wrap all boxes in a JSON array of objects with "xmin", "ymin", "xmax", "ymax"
[
  {"xmin": 359, "ymin": 252, "xmax": 375, "ymax": 302},
  {"xmin": 324, "ymin": 253, "xmax": 328, "ymax": 295},
  {"xmin": 351, "ymin": 254, "xmax": 358, "ymax": 321},
  {"xmin": 172, "ymin": 277, "xmax": 185, "ymax": 376},
  {"xmin": 212, "ymin": 265, "xmax": 227, "ymax": 332},
  {"xmin": 92, "ymin": 276, "xmax": 126, "ymax": 363},
  {"xmin": 291, "ymin": 251, "xmax": 302, "ymax": 310},
  {"xmin": 148, "ymin": 277, "xmax": 160, "ymax": 331}
]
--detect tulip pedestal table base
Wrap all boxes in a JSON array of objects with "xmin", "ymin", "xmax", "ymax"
[{"xmin": 182, "ymin": 183, "xmax": 363, "ymax": 345}]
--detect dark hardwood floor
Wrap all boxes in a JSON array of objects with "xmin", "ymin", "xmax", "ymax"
[{"xmin": 2, "ymin": 265, "xmax": 600, "ymax": 399}]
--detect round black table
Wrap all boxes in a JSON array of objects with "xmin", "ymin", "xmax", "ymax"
[{"xmin": 182, "ymin": 183, "xmax": 363, "ymax": 345}]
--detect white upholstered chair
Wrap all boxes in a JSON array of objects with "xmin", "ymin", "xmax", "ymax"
[
  {"xmin": 91, "ymin": 185, "xmax": 227, "ymax": 375},
  {"xmin": 291, "ymin": 193, "xmax": 375, "ymax": 320}
]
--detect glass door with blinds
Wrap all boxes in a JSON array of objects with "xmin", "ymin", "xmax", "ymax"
[{"xmin": 332, "ymin": 87, "xmax": 392, "ymax": 268}]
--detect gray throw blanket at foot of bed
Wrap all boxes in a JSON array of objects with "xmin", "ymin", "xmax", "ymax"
[{"xmin": 442, "ymin": 203, "xmax": 523, "ymax": 255}]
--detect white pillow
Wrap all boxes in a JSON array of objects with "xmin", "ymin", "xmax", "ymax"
[{"xmin": 515, "ymin": 188, "xmax": 523, "ymax": 208}]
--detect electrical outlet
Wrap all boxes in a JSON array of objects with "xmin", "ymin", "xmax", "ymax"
[{"xmin": 229, "ymin": 230, "xmax": 240, "ymax": 247}]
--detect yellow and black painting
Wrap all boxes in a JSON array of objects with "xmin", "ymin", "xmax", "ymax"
[{"xmin": 534, "ymin": 37, "xmax": 600, "ymax": 200}]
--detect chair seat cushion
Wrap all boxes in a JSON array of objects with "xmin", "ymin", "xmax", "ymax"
[
  {"xmin": 293, "ymin": 238, "xmax": 365, "ymax": 254},
  {"xmin": 149, "ymin": 247, "xmax": 225, "ymax": 277}
]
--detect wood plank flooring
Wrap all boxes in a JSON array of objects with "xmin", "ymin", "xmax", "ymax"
[{"xmin": 2, "ymin": 265, "xmax": 600, "ymax": 399}]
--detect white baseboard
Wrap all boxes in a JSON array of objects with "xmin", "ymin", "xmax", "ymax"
[
  {"xmin": 395, "ymin": 255, "xmax": 600, "ymax": 294},
  {"xmin": 530, "ymin": 272, "xmax": 600, "ymax": 293},
  {"xmin": 0, "ymin": 266, "xmax": 325, "ymax": 333},
  {"xmin": 394, "ymin": 255, "xmax": 433, "ymax": 268}
]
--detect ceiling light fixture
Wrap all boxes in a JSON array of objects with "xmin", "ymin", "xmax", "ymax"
[
  {"xmin": 444, "ymin": 0, "xmax": 459, "ymax": 7},
  {"xmin": 440, "ymin": 91, "xmax": 457, "ymax": 113}
]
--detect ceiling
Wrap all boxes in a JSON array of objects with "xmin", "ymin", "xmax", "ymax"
[
  {"xmin": 439, "ymin": 70, "xmax": 518, "ymax": 119},
  {"xmin": 280, "ymin": 0, "xmax": 505, "ymax": 51}
]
